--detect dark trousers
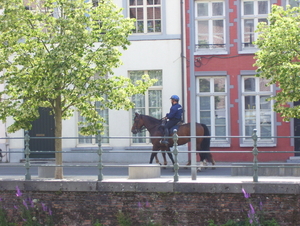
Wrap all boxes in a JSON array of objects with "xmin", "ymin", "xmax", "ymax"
[{"xmin": 164, "ymin": 119, "xmax": 181, "ymax": 136}]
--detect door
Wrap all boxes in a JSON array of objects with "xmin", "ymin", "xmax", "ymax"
[
  {"xmin": 28, "ymin": 107, "xmax": 55, "ymax": 158},
  {"xmin": 294, "ymin": 101, "xmax": 300, "ymax": 156}
]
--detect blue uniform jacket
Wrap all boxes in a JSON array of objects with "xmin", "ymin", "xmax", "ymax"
[{"xmin": 166, "ymin": 103, "xmax": 183, "ymax": 120}]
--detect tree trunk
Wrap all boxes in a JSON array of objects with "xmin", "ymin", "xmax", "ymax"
[{"xmin": 54, "ymin": 96, "xmax": 63, "ymax": 179}]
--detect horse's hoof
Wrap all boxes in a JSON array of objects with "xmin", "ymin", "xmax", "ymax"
[{"xmin": 197, "ymin": 168, "xmax": 202, "ymax": 172}]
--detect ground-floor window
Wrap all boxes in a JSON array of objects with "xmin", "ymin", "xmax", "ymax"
[
  {"xmin": 78, "ymin": 102, "xmax": 109, "ymax": 144},
  {"xmin": 197, "ymin": 76, "xmax": 229, "ymax": 145},
  {"xmin": 241, "ymin": 76, "xmax": 274, "ymax": 145},
  {"xmin": 130, "ymin": 70, "xmax": 162, "ymax": 144}
]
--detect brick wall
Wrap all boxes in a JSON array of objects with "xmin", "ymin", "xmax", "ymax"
[{"xmin": 1, "ymin": 190, "xmax": 299, "ymax": 225}]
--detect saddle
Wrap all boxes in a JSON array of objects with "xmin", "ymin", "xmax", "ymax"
[
  {"xmin": 160, "ymin": 119, "xmax": 183, "ymax": 135},
  {"xmin": 168, "ymin": 121, "xmax": 183, "ymax": 134}
]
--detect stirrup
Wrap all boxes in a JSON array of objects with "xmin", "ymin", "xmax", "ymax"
[{"xmin": 160, "ymin": 140, "xmax": 169, "ymax": 145}]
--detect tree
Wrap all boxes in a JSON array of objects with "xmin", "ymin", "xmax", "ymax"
[
  {"xmin": 0, "ymin": 0, "xmax": 155, "ymax": 179},
  {"xmin": 254, "ymin": 5, "xmax": 300, "ymax": 121}
]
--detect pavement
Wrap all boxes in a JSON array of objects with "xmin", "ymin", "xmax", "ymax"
[{"xmin": 1, "ymin": 161, "xmax": 300, "ymax": 184}]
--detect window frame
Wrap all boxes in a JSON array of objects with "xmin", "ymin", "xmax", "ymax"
[
  {"xmin": 194, "ymin": 0, "xmax": 229, "ymax": 55},
  {"xmin": 130, "ymin": 70, "xmax": 163, "ymax": 145},
  {"xmin": 129, "ymin": 0, "xmax": 162, "ymax": 34},
  {"xmin": 239, "ymin": 74, "xmax": 276, "ymax": 147},
  {"xmin": 77, "ymin": 102, "xmax": 109, "ymax": 146},
  {"xmin": 285, "ymin": 0, "xmax": 299, "ymax": 8},
  {"xmin": 196, "ymin": 73, "xmax": 230, "ymax": 147},
  {"xmin": 238, "ymin": 0, "xmax": 274, "ymax": 54}
]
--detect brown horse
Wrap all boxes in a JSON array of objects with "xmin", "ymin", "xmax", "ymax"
[{"xmin": 131, "ymin": 113, "xmax": 215, "ymax": 168}]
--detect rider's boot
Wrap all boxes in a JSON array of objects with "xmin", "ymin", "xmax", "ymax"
[{"xmin": 160, "ymin": 128, "xmax": 169, "ymax": 145}]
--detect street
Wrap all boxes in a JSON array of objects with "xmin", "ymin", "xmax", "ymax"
[{"xmin": 0, "ymin": 162, "xmax": 232, "ymax": 177}]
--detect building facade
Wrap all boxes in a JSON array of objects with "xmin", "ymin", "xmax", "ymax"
[
  {"xmin": 3, "ymin": 0, "xmax": 299, "ymax": 164},
  {"xmin": 185, "ymin": 0, "xmax": 298, "ymax": 162},
  {"xmin": 4, "ymin": 0, "xmax": 188, "ymax": 163}
]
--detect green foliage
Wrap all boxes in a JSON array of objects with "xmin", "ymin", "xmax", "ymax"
[
  {"xmin": 93, "ymin": 219, "xmax": 104, "ymax": 226},
  {"xmin": 0, "ymin": 0, "xmax": 156, "ymax": 135},
  {"xmin": 254, "ymin": 5, "xmax": 300, "ymax": 121},
  {"xmin": 0, "ymin": 208, "xmax": 15, "ymax": 226},
  {"xmin": 208, "ymin": 219, "xmax": 279, "ymax": 226},
  {"xmin": 116, "ymin": 211, "xmax": 132, "ymax": 226},
  {"xmin": 0, "ymin": 186, "xmax": 54, "ymax": 225}
]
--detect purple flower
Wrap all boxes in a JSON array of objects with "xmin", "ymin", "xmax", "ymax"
[
  {"xmin": 29, "ymin": 199, "xmax": 34, "ymax": 207},
  {"xmin": 249, "ymin": 203, "xmax": 255, "ymax": 215},
  {"xmin": 14, "ymin": 205, "xmax": 18, "ymax": 210},
  {"xmin": 16, "ymin": 186, "xmax": 22, "ymax": 197},
  {"xmin": 145, "ymin": 200, "xmax": 150, "ymax": 208},
  {"xmin": 242, "ymin": 188, "xmax": 250, "ymax": 198},
  {"xmin": 42, "ymin": 203, "xmax": 47, "ymax": 212},
  {"xmin": 49, "ymin": 208, "xmax": 52, "ymax": 215},
  {"xmin": 138, "ymin": 202, "xmax": 142, "ymax": 208},
  {"xmin": 259, "ymin": 201, "xmax": 263, "ymax": 210},
  {"xmin": 23, "ymin": 200, "xmax": 28, "ymax": 210}
]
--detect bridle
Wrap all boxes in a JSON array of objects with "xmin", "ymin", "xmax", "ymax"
[{"xmin": 133, "ymin": 115, "xmax": 146, "ymax": 133}]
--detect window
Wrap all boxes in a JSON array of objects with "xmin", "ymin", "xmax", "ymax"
[
  {"xmin": 78, "ymin": 102, "xmax": 109, "ymax": 144},
  {"xmin": 195, "ymin": 0, "xmax": 226, "ymax": 51},
  {"xmin": 197, "ymin": 77, "xmax": 228, "ymax": 145},
  {"xmin": 129, "ymin": 0, "xmax": 161, "ymax": 33},
  {"xmin": 241, "ymin": 0, "xmax": 269, "ymax": 50},
  {"xmin": 241, "ymin": 76, "xmax": 274, "ymax": 145},
  {"xmin": 286, "ymin": 0, "xmax": 299, "ymax": 8},
  {"xmin": 130, "ymin": 70, "xmax": 162, "ymax": 143}
]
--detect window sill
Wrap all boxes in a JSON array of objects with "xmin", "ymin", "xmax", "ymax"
[
  {"xmin": 210, "ymin": 142, "xmax": 231, "ymax": 148},
  {"xmin": 240, "ymin": 142, "xmax": 276, "ymax": 148},
  {"xmin": 125, "ymin": 146, "xmax": 153, "ymax": 150},
  {"xmin": 71, "ymin": 147, "xmax": 113, "ymax": 152},
  {"xmin": 238, "ymin": 48, "xmax": 258, "ymax": 54},
  {"xmin": 194, "ymin": 49, "xmax": 228, "ymax": 55}
]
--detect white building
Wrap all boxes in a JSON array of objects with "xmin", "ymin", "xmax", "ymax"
[{"xmin": 5, "ymin": 0, "xmax": 188, "ymax": 164}]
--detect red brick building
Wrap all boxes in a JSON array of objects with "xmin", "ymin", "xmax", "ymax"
[{"xmin": 185, "ymin": 0, "xmax": 297, "ymax": 162}]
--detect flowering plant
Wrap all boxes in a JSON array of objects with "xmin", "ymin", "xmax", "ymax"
[
  {"xmin": 208, "ymin": 188, "xmax": 279, "ymax": 226},
  {"xmin": 0, "ymin": 186, "xmax": 54, "ymax": 226}
]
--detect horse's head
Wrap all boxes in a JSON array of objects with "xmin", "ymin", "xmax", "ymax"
[{"xmin": 131, "ymin": 112, "xmax": 144, "ymax": 134}]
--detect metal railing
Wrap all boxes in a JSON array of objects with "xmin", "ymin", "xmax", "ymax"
[{"xmin": 0, "ymin": 129, "xmax": 299, "ymax": 182}]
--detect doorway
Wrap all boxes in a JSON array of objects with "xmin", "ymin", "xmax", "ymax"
[
  {"xmin": 28, "ymin": 107, "xmax": 55, "ymax": 158},
  {"xmin": 294, "ymin": 101, "xmax": 300, "ymax": 156}
]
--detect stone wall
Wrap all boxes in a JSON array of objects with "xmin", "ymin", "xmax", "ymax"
[{"xmin": 0, "ymin": 180, "xmax": 299, "ymax": 225}]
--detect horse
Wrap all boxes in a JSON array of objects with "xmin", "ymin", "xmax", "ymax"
[{"xmin": 131, "ymin": 113, "xmax": 215, "ymax": 169}]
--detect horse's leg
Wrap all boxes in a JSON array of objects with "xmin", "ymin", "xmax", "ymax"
[
  {"xmin": 154, "ymin": 155, "xmax": 161, "ymax": 165},
  {"xmin": 207, "ymin": 153, "xmax": 216, "ymax": 170},
  {"xmin": 160, "ymin": 149, "xmax": 167, "ymax": 169},
  {"xmin": 184, "ymin": 159, "xmax": 191, "ymax": 169},
  {"xmin": 166, "ymin": 147, "xmax": 175, "ymax": 165},
  {"xmin": 197, "ymin": 160, "xmax": 203, "ymax": 172},
  {"xmin": 149, "ymin": 152, "xmax": 157, "ymax": 164}
]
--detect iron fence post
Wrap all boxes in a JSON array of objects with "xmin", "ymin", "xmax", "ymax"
[
  {"xmin": 252, "ymin": 129, "xmax": 258, "ymax": 182},
  {"xmin": 173, "ymin": 130, "xmax": 179, "ymax": 182},
  {"xmin": 97, "ymin": 131, "xmax": 103, "ymax": 181},
  {"xmin": 24, "ymin": 131, "xmax": 31, "ymax": 180}
]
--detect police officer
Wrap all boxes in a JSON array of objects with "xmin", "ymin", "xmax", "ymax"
[{"xmin": 161, "ymin": 95, "xmax": 183, "ymax": 145}]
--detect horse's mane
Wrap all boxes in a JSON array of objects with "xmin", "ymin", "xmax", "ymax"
[{"xmin": 140, "ymin": 114, "xmax": 162, "ymax": 125}]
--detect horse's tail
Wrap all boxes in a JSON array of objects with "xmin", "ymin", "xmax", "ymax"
[
  {"xmin": 201, "ymin": 123, "xmax": 210, "ymax": 151},
  {"xmin": 200, "ymin": 123, "xmax": 215, "ymax": 165}
]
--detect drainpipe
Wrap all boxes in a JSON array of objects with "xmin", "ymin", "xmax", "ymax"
[
  {"xmin": 5, "ymin": 131, "xmax": 9, "ymax": 163},
  {"xmin": 180, "ymin": 0, "xmax": 186, "ymax": 122}
]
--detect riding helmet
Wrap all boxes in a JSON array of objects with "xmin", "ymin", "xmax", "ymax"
[{"xmin": 170, "ymin": 95, "xmax": 180, "ymax": 101}]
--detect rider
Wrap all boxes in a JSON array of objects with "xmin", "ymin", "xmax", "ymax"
[{"xmin": 161, "ymin": 95, "xmax": 183, "ymax": 145}]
